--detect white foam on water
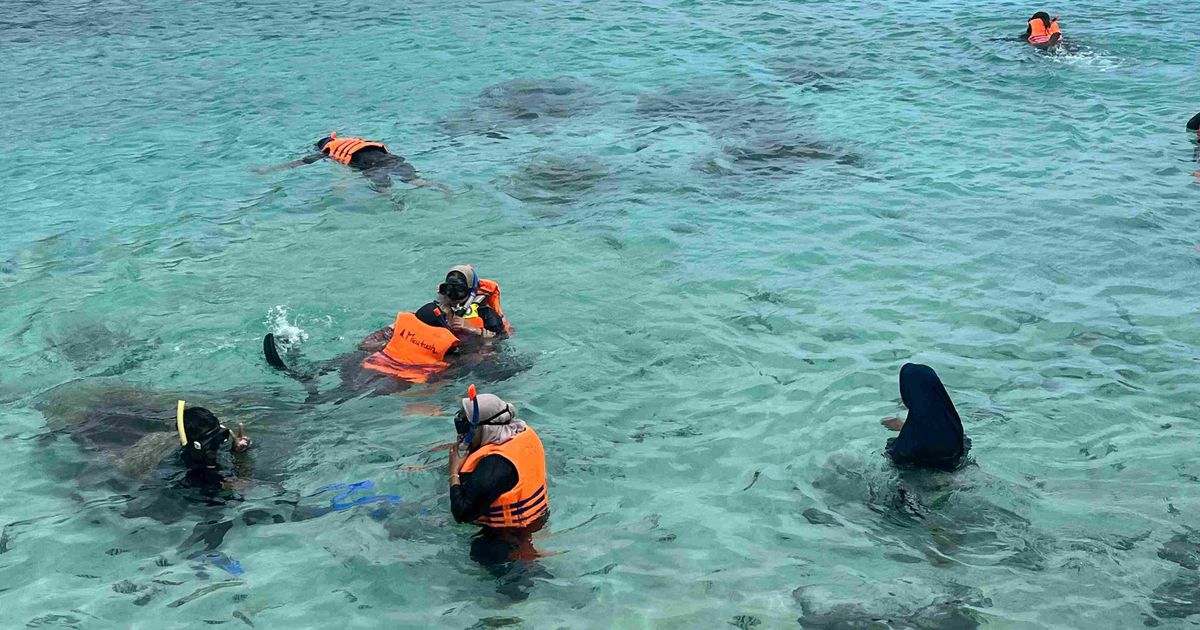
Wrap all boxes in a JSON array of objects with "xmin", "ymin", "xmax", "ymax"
[
  {"xmin": 1047, "ymin": 46, "xmax": 1122, "ymax": 71},
  {"xmin": 264, "ymin": 305, "xmax": 308, "ymax": 351}
]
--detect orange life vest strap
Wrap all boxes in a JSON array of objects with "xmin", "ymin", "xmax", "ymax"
[
  {"xmin": 1027, "ymin": 18, "xmax": 1060, "ymax": 44},
  {"xmin": 460, "ymin": 428, "xmax": 548, "ymax": 528},
  {"xmin": 323, "ymin": 136, "xmax": 387, "ymax": 165}
]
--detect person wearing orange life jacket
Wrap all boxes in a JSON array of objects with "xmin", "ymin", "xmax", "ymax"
[
  {"xmin": 253, "ymin": 132, "xmax": 436, "ymax": 189},
  {"xmin": 447, "ymin": 386, "xmax": 548, "ymax": 530},
  {"xmin": 1022, "ymin": 12, "xmax": 1062, "ymax": 48},
  {"xmin": 358, "ymin": 302, "xmax": 461, "ymax": 383},
  {"xmin": 435, "ymin": 264, "xmax": 511, "ymax": 338},
  {"xmin": 351, "ymin": 265, "xmax": 510, "ymax": 380},
  {"xmin": 264, "ymin": 299, "xmax": 510, "ymax": 399}
]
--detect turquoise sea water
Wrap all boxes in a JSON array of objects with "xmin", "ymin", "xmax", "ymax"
[{"xmin": 3, "ymin": 0, "xmax": 1200, "ymax": 627}]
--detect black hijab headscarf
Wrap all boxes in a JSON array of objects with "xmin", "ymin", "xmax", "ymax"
[{"xmin": 886, "ymin": 363, "xmax": 969, "ymax": 470}]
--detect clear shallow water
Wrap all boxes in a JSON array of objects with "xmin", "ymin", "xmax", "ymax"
[{"xmin": 2, "ymin": 0, "xmax": 1200, "ymax": 627}]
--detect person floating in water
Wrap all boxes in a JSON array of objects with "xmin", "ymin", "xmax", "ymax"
[
  {"xmin": 255, "ymin": 131, "xmax": 442, "ymax": 190},
  {"xmin": 447, "ymin": 386, "xmax": 550, "ymax": 599},
  {"xmin": 1187, "ymin": 112, "xmax": 1200, "ymax": 178},
  {"xmin": 264, "ymin": 265, "xmax": 514, "ymax": 391},
  {"xmin": 1021, "ymin": 12, "xmax": 1062, "ymax": 49},
  {"xmin": 881, "ymin": 363, "xmax": 970, "ymax": 470}
]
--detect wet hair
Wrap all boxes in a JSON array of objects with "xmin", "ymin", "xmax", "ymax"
[
  {"xmin": 445, "ymin": 271, "xmax": 468, "ymax": 286},
  {"xmin": 1187, "ymin": 112, "xmax": 1200, "ymax": 132},
  {"xmin": 182, "ymin": 407, "xmax": 220, "ymax": 441},
  {"xmin": 315, "ymin": 136, "xmax": 333, "ymax": 152},
  {"xmin": 1030, "ymin": 11, "xmax": 1052, "ymax": 27}
]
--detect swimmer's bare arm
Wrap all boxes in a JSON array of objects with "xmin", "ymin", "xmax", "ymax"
[
  {"xmin": 252, "ymin": 154, "xmax": 326, "ymax": 174},
  {"xmin": 881, "ymin": 417, "xmax": 904, "ymax": 431},
  {"xmin": 358, "ymin": 326, "xmax": 393, "ymax": 352}
]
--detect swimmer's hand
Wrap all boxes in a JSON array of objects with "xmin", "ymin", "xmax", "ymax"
[
  {"xmin": 231, "ymin": 422, "xmax": 253, "ymax": 452},
  {"xmin": 448, "ymin": 444, "xmax": 465, "ymax": 472},
  {"xmin": 881, "ymin": 417, "xmax": 904, "ymax": 432}
]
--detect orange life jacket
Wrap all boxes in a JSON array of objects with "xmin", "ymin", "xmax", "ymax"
[
  {"xmin": 323, "ymin": 134, "xmax": 387, "ymax": 165},
  {"xmin": 450, "ymin": 279, "xmax": 512, "ymax": 335},
  {"xmin": 361, "ymin": 311, "xmax": 458, "ymax": 383},
  {"xmin": 1027, "ymin": 18, "xmax": 1061, "ymax": 45},
  {"xmin": 460, "ymin": 428, "xmax": 548, "ymax": 528}
]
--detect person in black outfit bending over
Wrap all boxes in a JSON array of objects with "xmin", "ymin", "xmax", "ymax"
[{"xmin": 880, "ymin": 363, "xmax": 971, "ymax": 471}]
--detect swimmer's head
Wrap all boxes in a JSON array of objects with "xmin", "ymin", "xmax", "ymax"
[
  {"xmin": 1030, "ymin": 11, "xmax": 1052, "ymax": 27},
  {"xmin": 315, "ymin": 136, "xmax": 334, "ymax": 153},
  {"xmin": 1188, "ymin": 113, "xmax": 1200, "ymax": 139},
  {"xmin": 438, "ymin": 265, "xmax": 478, "ymax": 306},
  {"xmin": 178, "ymin": 406, "xmax": 230, "ymax": 470}
]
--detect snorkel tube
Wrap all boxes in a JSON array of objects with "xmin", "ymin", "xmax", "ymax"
[
  {"xmin": 460, "ymin": 384, "xmax": 479, "ymax": 449},
  {"xmin": 176, "ymin": 400, "xmax": 188, "ymax": 445}
]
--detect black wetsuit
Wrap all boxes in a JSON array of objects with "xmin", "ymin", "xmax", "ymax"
[
  {"xmin": 304, "ymin": 146, "xmax": 419, "ymax": 183},
  {"xmin": 450, "ymin": 455, "xmax": 518, "ymax": 523},
  {"xmin": 419, "ymin": 300, "xmax": 508, "ymax": 337}
]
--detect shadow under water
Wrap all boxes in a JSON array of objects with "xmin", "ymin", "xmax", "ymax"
[
  {"xmin": 795, "ymin": 581, "xmax": 990, "ymax": 629},
  {"xmin": 636, "ymin": 87, "xmax": 863, "ymax": 175},
  {"xmin": 810, "ymin": 454, "xmax": 1051, "ymax": 572},
  {"xmin": 43, "ymin": 316, "xmax": 161, "ymax": 378},
  {"xmin": 440, "ymin": 77, "xmax": 597, "ymax": 138},
  {"xmin": 504, "ymin": 154, "xmax": 610, "ymax": 205}
]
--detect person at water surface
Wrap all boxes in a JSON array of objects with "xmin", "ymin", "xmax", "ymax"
[
  {"xmin": 1021, "ymin": 11, "xmax": 1062, "ymax": 48},
  {"xmin": 448, "ymin": 386, "xmax": 548, "ymax": 530},
  {"xmin": 881, "ymin": 363, "xmax": 970, "ymax": 470},
  {"xmin": 434, "ymin": 264, "xmax": 511, "ymax": 338},
  {"xmin": 264, "ymin": 265, "xmax": 514, "ymax": 391},
  {"xmin": 254, "ymin": 131, "xmax": 434, "ymax": 188},
  {"xmin": 176, "ymin": 403, "xmax": 253, "ymax": 490}
]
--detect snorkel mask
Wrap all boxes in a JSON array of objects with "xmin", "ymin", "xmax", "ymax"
[
  {"xmin": 439, "ymin": 269, "xmax": 480, "ymax": 316},
  {"xmin": 455, "ymin": 385, "xmax": 516, "ymax": 451},
  {"xmin": 177, "ymin": 400, "xmax": 231, "ymax": 469}
]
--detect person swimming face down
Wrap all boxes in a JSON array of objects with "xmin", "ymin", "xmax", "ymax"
[
  {"xmin": 1187, "ymin": 112, "xmax": 1200, "ymax": 142},
  {"xmin": 882, "ymin": 363, "xmax": 970, "ymax": 470}
]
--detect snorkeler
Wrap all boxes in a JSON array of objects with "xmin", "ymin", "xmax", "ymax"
[
  {"xmin": 447, "ymin": 386, "xmax": 551, "ymax": 600},
  {"xmin": 263, "ymin": 265, "xmax": 514, "ymax": 391},
  {"xmin": 254, "ymin": 132, "xmax": 439, "ymax": 189},
  {"xmin": 448, "ymin": 386, "xmax": 548, "ymax": 529},
  {"xmin": 434, "ymin": 264, "xmax": 511, "ymax": 338},
  {"xmin": 880, "ymin": 363, "xmax": 970, "ymax": 470},
  {"xmin": 1021, "ymin": 12, "xmax": 1062, "ymax": 48},
  {"xmin": 175, "ymin": 401, "xmax": 253, "ymax": 489}
]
